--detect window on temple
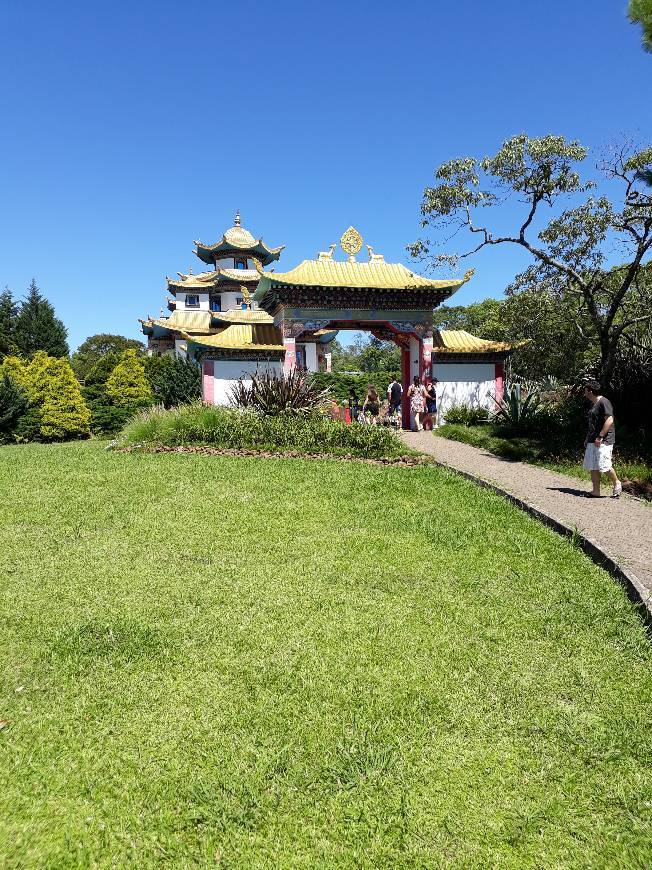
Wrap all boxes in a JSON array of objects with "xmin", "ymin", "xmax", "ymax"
[
  {"xmin": 186, "ymin": 294, "xmax": 199, "ymax": 307},
  {"xmin": 210, "ymin": 297, "xmax": 221, "ymax": 312},
  {"xmin": 235, "ymin": 297, "xmax": 244, "ymax": 308},
  {"xmin": 235, "ymin": 259, "xmax": 247, "ymax": 269}
]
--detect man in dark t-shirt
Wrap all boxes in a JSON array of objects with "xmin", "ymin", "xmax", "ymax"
[
  {"xmin": 387, "ymin": 379, "xmax": 402, "ymax": 415},
  {"xmin": 583, "ymin": 380, "xmax": 622, "ymax": 498}
]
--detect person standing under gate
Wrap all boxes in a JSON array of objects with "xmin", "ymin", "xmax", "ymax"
[
  {"xmin": 407, "ymin": 376, "xmax": 426, "ymax": 431},
  {"xmin": 424, "ymin": 378, "xmax": 438, "ymax": 430},
  {"xmin": 387, "ymin": 377, "xmax": 402, "ymax": 416}
]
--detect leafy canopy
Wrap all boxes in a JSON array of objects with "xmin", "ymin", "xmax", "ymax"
[
  {"xmin": 105, "ymin": 349, "xmax": 153, "ymax": 407},
  {"xmin": 72, "ymin": 334, "xmax": 144, "ymax": 381},
  {"xmin": 411, "ymin": 134, "xmax": 652, "ymax": 386},
  {"xmin": 629, "ymin": 0, "xmax": 652, "ymax": 51}
]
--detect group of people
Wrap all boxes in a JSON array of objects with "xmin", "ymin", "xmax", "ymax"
[{"xmin": 349, "ymin": 376, "xmax": 438, "ymax": 431}]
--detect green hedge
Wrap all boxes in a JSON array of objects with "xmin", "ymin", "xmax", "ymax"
[
  {"xmin": 309, "ymin": 371, "xmax": 401, "ymax": 404},
  {"xmin": 115, "ymin": 403, "xmax": 407, "ymax": 459}
]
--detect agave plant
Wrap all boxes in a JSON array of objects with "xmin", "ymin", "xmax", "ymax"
[
  {"xmin": 492, "ymin": 384, "xmax": 541, "ymax": 431},
  {"xmin": 228, "ymin": 369, "xmax": 331, "ymax": 416}
]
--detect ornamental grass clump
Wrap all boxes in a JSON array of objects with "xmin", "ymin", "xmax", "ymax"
[
  {"xmin": 229, "ymin": 369, "xmax": 331, "ymax": 416},
  {"xmin": 114, "ymin": 402, "xmax": 405, "ymax": 459}
]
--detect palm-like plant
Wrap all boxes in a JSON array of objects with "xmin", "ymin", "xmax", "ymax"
[
  {"xmin": 228, "ymin": 369, "xmax": 331, "ymax": 416},
  {"xmin": 492, "ymin": 384, "xmax": 541, "ymax": 431}
]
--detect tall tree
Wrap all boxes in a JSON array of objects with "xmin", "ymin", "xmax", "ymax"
[
  {"xmin": 13, "ymin": 280, "xmax": 69, "ymax": 358},
  {"xmin": 0, "ymin": 288, "xmax": 18, "ymax": 359},
  {"xmin": 629, "ymin": 0, "xmax": 652, "ymax": 51},
  {"xmin": 72, "ymin": 334, "xmax": 144, "ymax": 381},
  {"xmin": 410, "ymin": 135, "xmax": 652, "ymax": 387}
]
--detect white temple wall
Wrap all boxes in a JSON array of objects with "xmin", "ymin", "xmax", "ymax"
[
  {"xmin": 207, "ymin": 360, "xmax": 283, "ymax": 406},
  {"xmin": 174, "ymin": 339, "xmax": 188, "ymax": 359},
  {"xmin": 220, "ymin": 291, "xmax": 244, "ymax": 311},
  {"xmin": 177, "ymin": 292, "xmax": 209, "ymax": 311},
  {"xmin": 432, "ymin": 361, "xmax": 497, "ymax": 420},
  {"xmin": 304, "ymin": 342, "xmax": 318, "ymax": 373}
]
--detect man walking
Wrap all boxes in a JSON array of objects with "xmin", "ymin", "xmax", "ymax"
[
  {"xmin": 583, "ymin": 380, "xmax": 622, "ymax": 498},
  {"xmin": 387, "ymin": 377, "xmax": 402, "ymax": 416}
]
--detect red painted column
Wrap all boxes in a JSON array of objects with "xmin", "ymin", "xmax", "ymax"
[
  {"xmin": 495, "ymin": 361, "xmax": 504, "ymax": 402},
  {"xmin": 202, "ymin": 360, "xmax": 214, "ymax": 404},
  {"xmin": 401, "ymin": 346, "xmax": 410, "ymax": 430}
]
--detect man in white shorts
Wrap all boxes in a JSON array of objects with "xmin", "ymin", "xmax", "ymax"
[{"xmin": 583, "ymin": 380, "xmax": 622, "ymax": 498}]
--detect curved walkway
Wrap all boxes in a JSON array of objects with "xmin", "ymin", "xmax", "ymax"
[{"xmin": 401, "ymin": 431, "xmax": 652, "ymax": 612}]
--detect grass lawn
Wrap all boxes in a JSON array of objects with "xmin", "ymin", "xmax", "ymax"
[
  {"xmin": 1, "ymin": 441, "xmax": 652, "ymax": 867},
  {"xmin": 436, "ymin": 423, "xmax": 652, "ymax": 493}
]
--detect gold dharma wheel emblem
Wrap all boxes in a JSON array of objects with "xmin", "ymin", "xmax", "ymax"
[{"xmin": 340, "ymin": 226, "xmax": 363, "ymax": 257}]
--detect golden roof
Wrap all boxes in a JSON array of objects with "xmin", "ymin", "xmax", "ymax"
[
  {"xmin": 211, "ymin": 308, "xmax": 274, "ymax": 324},
  {"xmin": 434, "ymin": 330, "xmax": 524, "ymax": 353},
  {"xmin": 167, "ymin": 268, "xmax": 259, "ymax": 290},
  {"xmin": 255, "ymin": 258, "xmax": 467, "ymax": 293},
  {"xmin": 146, "ymin": 309, "xmax": 214, "ymax": 334},
  {"xmin": 194, "ymin": 213, "xmax": 284, "ymax": 267},
  {"xmin": 182, "ymin": 323, "xmax": 284, "ymax": 352}
]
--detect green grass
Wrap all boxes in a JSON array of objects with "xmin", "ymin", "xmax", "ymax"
[
  {"xmin": 437, "ymin": 423, "xmax": 652, "ymax": 487},
  {"xmin": 1, "ymin": 441, "xmax": 652, "ymax": 867},
  {"xmin": 117, "ymin": 402, "xmax": 407, "ymax": 459}
]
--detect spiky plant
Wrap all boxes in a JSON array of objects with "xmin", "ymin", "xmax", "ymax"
[
  {"xmin": 228, "ymin": 369, "xmax": 331, "ymax": 416},
  {"xmin": 492, "ymin": 384, "xmax": 541, "ymax": 431}
]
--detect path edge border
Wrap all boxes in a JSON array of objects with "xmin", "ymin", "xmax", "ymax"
[{"xmin": 432, "ymin": 460, "xmax": 652, "ymax": 630}]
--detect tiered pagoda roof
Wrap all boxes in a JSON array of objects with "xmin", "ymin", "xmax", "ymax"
[
  {"xmin": 254, "ymin": 229, "xmax": 470, "ymax": 312},
  {"xmin": 193, "ymin": 212, "xmax": 284, "ymax": 267}
]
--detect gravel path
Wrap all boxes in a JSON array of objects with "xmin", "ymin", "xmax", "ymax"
[{"xmin": 401, "ymin": 431, "xmax": 652, "ymax": 597}]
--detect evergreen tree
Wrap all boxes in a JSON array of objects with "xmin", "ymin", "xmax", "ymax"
[
  {"xmin": 0, "ymin": 288, "xmax": 18, "ymax": 359},
  {"xmin": 13, "ymin": 280, "xmax": 69, "ymax": 358},
  {"xmin": 39, "ymin": 358, "xmax": 91, "ymax": 440},
  {"xmin": 106, "ymin": 349, "xmax": 153, "ymax": 407},
  {"xmin": 0, "ymin": 375, "xmax": 29, "ymax": 443},
  {"xmin": 145, "ymin": 355, "xmax": 202, "ymax": 408}
]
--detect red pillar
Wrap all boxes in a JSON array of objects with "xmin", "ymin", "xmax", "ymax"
[
  {"xmin": 495, "ymin": 361, "xmax": 504, "ymax": 402},
  {"xmin": 401, "ymin": 346, "xmax": 411, "ymax": 430}
]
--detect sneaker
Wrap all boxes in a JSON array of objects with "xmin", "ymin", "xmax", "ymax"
[{"xmin": 612, "ymin": 481, "xmax": 622, "ymax": 499}]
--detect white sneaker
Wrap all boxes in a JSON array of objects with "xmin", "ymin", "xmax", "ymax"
[{"xmin": 612, "ymin": 481, "xmax": 622, "ymax": 498}]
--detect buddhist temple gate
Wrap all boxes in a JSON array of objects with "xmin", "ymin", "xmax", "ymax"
[{"xmin": 255, "ymin": 226, "xmax": 471, "ymax": 429}]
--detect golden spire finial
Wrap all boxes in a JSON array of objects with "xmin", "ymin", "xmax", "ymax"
[
  {"xmin": 340, "ymin": 226, "xmax": 363, "ymax": 261},
  {"xmin": 234, "ymin": 210, "xmax": 241, "ymax": 227}
]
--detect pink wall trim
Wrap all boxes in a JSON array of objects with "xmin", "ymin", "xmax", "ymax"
[
  {"xmin": 495, "ymin": 361, "xmax": 504, "ymax": 402},
  {"xmin": 203, "ymin": 360, "xmax": 214, "ymax": 404},
  {"xmin": 283, "ymin": 337, "xmax": 296, "ymax": 373}
]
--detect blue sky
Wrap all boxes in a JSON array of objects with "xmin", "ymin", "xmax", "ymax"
[{"xmin": 0, "ymin": 0, "xmax": 650, "ymax": 352}]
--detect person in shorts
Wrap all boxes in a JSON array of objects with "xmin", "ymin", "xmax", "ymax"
[{"xmin": 583, "ymin": 380, "xmax": 622, "ymax": 498}]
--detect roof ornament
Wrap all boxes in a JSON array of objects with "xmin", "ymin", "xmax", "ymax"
[
  {"xmin": 234, "ymin": 210, "xmax": 241, "ymax": 227},
  {"xmin": 366, "ymin": 244, "xmax": 385, "ymax": 263},
  {"xmin": 340, "ymin": 226, "xmax": 363, "ymax": 262},
  {"xmin": 317, "ymin": 243, "xmax": 336, "ymax": 261}
]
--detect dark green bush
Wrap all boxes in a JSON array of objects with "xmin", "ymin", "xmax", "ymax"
[
  {"xmin": 0, "ymin": 375, "xmax": 29, "ymax": 443},
  {"xmin": 145, "ymin": 355, "xmax": 201, "ymax": 408},
  {"xmin": 309, "ymin": 371, "xmax": 401, "ymax": 405},
  {"xmin": 13, "ymin": 406, "xmax": 43, "ymax": 443},
  {"xmin": 443, "ymin": 405, "xmax": 489, "ymax": 427},
  {"xmin": 114, "ymin": 403, "xmax": 407, "ymax": 459}
]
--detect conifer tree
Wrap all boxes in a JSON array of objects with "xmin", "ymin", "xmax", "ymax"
[
  {"xmin": 39, "ymin": 358, "xmax": 91, "ymax": 440},
  {"xmin": 105, "ymin": 349, "xmax": 153, "ymax": 407},
  {"xmin": 0, "ymin": 375, "xmax": 29, "ymax": 442},
  {"xmin": 0, "ymin": 288, "xmax": 17, "ymax": 359},
  {"xmin": 13, "ymin": 280, "xmax": 69, "ymax": 358},
  {"xmin": 0, "ymin": 355, "xmax": 30, "ymax": 393}
]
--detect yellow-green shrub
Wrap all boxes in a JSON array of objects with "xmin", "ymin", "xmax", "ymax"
[{"xmin": 106, "ymin": 349, "xmax": 153, "ymax": 407}]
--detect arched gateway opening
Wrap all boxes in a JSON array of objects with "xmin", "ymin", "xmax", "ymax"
[{"xmin": 253, "ymin": 227, "xmax": 471, "ymax": 429}]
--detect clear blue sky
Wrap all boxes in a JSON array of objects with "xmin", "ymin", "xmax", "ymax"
[{"xmin": 0, "ymin": 0, "xmax": 650, "ymax": 352}]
